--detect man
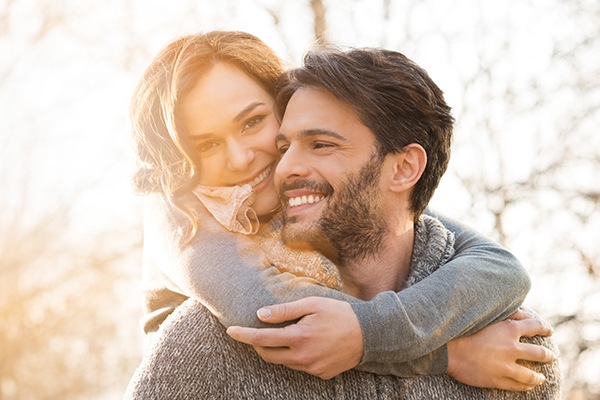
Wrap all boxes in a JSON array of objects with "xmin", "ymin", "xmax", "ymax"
[{"xmin": 125, "ymin": 48, "xmax": 561, "ymax": 399}]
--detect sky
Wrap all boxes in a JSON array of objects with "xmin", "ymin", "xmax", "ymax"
[
  {"xmin": 1, "ymin": 0, "xmax": 598, "ymax": 394},
  {"xmin": 2, "ymin": 0, "xmax": 597, "ymax": 301}
]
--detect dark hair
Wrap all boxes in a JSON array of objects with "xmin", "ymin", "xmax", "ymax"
[
  {"xmin": 130, "ymin": 31, "xmax": 284, "ymax": 239},
  {"xmin": 275, "ymin": 47, "xmax": 454, "ymax": 219}
]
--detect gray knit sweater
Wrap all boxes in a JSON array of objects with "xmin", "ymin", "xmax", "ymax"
[
  {"xmin": 125, "ymin": 216, "xmax": 561, "ymax": 399},
  {"xmin": 141, "ymin": 193, "xmax": 532, "ymax": 375}
]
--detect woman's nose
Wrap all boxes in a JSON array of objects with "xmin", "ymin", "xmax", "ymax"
[{"xmin": 226, "ymin": 139, "xmax": 255, "ymax": 171}]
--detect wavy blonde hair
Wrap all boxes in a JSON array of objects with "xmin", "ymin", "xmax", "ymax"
[{"xmin": 130, "ymin": 31, "xmax": 284, "ymax": 240}]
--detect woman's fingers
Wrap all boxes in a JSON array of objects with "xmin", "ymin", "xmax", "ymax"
[
  {"xmin": 517, "ymin": 341, "xmax": 557, "ymax": 363},
  {"xmin": 509, "ymin": 317, "xmax": 554, "ymax": 338},
  {"xmin": 504, "ymin": 362, "xmax": 547, "ymax": 389}
]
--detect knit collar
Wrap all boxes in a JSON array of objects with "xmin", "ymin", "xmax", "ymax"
[
  {"xmin": 404, "ymin": 214, "xmax": 456, "ymax": 289},
  {"xmin": 192, "ymin": 184, "xmax": 260, "ymax": 235}
]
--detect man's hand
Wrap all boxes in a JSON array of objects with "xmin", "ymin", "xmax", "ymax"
[
  {"xmin": 447, "ymin": 310, "xmax": 557, "ymax": 391},
  {"xmin": 226, "ymin": 297, "xmax": 363, "ymax": 379}
]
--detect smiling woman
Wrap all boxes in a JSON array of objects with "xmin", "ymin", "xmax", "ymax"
[
  {"xmin": 176, "ymin": 62, "xmax": 280, "ymax": 216},
  {"xmin": 130, "ymin": 31, "xmax": 285, "ymax": 238}
]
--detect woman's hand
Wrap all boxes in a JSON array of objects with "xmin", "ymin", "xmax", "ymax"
[
  {"xmin": 447, "ymin": 310, "xmax": 557, "ymax": 391},
  {"xmin": 227, "ymin": 297, "xmax": 363, "ymax": 379}
]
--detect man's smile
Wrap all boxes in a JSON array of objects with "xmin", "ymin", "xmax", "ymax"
[
  {"xmin": 287, "ymin": 193, "xmax": 327, "ymax": 208},
  {"xmin": 279, "ymin": 180, "xmax": 333, "ymax": 220}
]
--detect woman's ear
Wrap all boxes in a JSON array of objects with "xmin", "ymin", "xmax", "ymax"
[{"xmin": 388, "ymin": 144, "xmax": 427, "ymax": 192}]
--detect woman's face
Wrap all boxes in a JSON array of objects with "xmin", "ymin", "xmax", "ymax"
[{"xmin": 178, "ymin": 62, "xmax": 280, "ymax": 216}]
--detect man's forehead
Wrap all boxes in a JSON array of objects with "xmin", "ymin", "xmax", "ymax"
[{"xmin": 280, "ymin": 87, "xmax": 359, "ymax": 138}]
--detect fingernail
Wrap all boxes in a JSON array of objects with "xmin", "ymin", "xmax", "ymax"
[
  {"xmin": 537, "ymin": 374, "xmax": 546, "ymax": 385},
  {"xmin": 521, "ymin": 308, "xmax": 535, "ymax": 318},
  {"xmin": 257, "ymin": 308, "xmax": 271, "ymax": 319}
]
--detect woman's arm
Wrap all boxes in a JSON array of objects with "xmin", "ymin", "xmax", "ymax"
[
  {"xmin": 352, "ymin": 209, "xmax": 530, "ymax": 370},
  {"xmin": 143, "ymin": 195, "xmax": 530, "ymax": 376},
  {"xmin": 227, "ymin": 299, "xmax": 555, "ymax": 391},
  {"xmin": 142, "ymin": 194, "xmax": 354, "ymax": 330}
]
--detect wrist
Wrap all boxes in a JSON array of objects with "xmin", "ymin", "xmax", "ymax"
[{"xmin": 446, "ymin": 339, "xmax": 458, "ymax": 375}]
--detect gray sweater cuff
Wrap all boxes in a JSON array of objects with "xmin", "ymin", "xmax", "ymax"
[{"xmin": 351, "ymin": 295, "xmax": 449, "ymax": 376}]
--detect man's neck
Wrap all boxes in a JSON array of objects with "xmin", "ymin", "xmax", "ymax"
[{"xmin": 339, "ymin": 220, "xmax": 415, "ymax": 300}]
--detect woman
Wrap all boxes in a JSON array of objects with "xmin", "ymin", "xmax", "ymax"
[{"xmin": 130, "ymin": 31, "xmax": 551, "ymax": 388}]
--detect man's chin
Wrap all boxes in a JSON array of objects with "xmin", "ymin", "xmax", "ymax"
[
  {"xmin": 281, "ymin": 224, "xmax": 339, "ymax": 263},
  {"xmin": 281, "ymin": 224, "xmax": 310, "ymax": 248}
]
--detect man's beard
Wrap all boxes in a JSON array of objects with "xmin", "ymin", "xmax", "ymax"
[{"xmin": 280, "ymin": 156, "xmax": 387, "ymax": 265}]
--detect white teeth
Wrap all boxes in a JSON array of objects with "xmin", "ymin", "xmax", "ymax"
[
  {"xmin": 249, "ymin": 166, "xmax": 272, "ymax": 187},
  {"xmin": 288, "ymin": 195, "xmax": 324, "ymax": 208}
]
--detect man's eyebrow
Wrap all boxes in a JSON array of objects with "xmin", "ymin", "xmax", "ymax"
[
  {"xmin": 276, "ymin": 128, "xmax": 348, "ymax": 142},
  {"xmin": 233, "ymin": 101, "xmax": 266, "ymax": 123}
]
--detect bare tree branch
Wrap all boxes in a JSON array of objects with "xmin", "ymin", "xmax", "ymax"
[{"xmin": 310, "ymin": 0, "xmax": 327, "ymax": 44}]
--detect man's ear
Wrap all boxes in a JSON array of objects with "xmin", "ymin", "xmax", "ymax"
[{"xmin": 388, "ymin": 144, "xmax": 427, "ymax": 192}]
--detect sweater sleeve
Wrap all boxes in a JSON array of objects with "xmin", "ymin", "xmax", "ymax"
[
  {"xmin": 142, "ymin": 194, "xmax": 354, "ymax": 330},
  {"xmin": 351, "ymin": 208, "xmax": 531, "ymax": 374},
  {"xmin": 143, "ymin": 196, "xmax": 530, "ymax": 376}
]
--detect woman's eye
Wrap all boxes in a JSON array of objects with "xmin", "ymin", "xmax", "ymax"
[
  {"xmin": 243, "ymin": 115, "xmax": 266, "ymax": 131},
  {"xmin": 197, "ymin": 141, "xmax": 220, "ymax": 154}
]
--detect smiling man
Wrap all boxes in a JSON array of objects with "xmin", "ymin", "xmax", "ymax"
[
  {"xmin": 274, "ymin": 85, "xmax": 419, "ymax": 297},
  {"xmin": 224, "ymin": 48, "xmax": 561, "ymax": 398}
]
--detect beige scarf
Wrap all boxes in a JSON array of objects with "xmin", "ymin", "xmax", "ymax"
[{"xmin": 192, "ymin": 184, "xmax": 342, "ymax": 290}]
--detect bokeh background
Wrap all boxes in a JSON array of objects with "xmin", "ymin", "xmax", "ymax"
[{"xmin": 1, "ymin": 0, "xmax": 598, "ymax": 398}]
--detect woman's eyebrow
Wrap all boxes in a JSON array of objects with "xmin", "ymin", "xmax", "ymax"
[
  {"xmin": 233, "ymin": 101, "xmax": 266, "ymax": 123},
  {"xmin": 190, "ymin": 102, "xmax": 267, "ymax": 141}
]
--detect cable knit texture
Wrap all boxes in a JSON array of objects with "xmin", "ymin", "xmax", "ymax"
[
  {"xmin": 252, "ymin": 213, "xmax": 342, "ymax": 290},
  {"xmin": 125, "ymin": 215, "xmax": 562, "ymax": 399}
]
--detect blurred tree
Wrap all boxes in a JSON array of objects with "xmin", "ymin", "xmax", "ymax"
[
  {"xmin": 442, "ymin": 1, "xmax": 600, "ymax": 395},
  {"xmin": 0, "ymin": 0, "xmax": 143, "ymax": 398},
  {"xmin": 310, "ymin": 0, "xmax": 327, "ymax": 44},
  {"xmin": 1, "ymin": 0, "xmax": 598, "ymax": 399}
]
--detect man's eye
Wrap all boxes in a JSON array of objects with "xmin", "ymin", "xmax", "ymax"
[
  {"xmin": 277, "ymin": 144, "xmax": 289, "ymax": 155},
  {"xmin": 312, "ymin": 141, "xmax": 334, "ymax": 149}
]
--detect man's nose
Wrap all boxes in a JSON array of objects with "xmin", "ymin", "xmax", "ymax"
[
  {"xmin": 275, "ymin": 145, "xmax": 309, "ymax": 182},
  {"xmin": 226, "ymin": 139, "xmax": 255, "ymax": 171}
]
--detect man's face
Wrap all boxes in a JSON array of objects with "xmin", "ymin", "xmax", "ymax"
[{"xmin": 275, "ymin": 88, "xmax": 387, "ymax": 263}]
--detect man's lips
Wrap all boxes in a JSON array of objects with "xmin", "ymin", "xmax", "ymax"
[
  {"xmin": 280, "ymin": 181, "xmax": 333, "ymax": 210},
  {"xmin": 286, "ymin": 193, "xmax": 327, "ymax": 208}
]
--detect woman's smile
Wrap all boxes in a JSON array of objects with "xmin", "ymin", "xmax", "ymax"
[{"xmin": 246, "ymin": 164, "xmax": 274, "ymax": 191}]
